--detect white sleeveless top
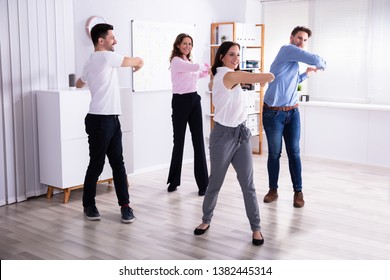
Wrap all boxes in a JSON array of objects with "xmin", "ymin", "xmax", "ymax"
[{"xmin": 212, "ymin": 67, "xmax": 246, "ymax": 127}]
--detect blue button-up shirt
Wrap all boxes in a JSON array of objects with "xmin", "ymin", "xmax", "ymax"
[{"xmin": 264, "ymin": 44, "xmax": 326, "ymax": 107}]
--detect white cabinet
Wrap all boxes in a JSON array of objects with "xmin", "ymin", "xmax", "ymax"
[
  {"xmin": 36, "ymin": 89, "xmax": 133, "ymax": 202},
  {"xmin": 299, "ymin": 101, "xmax": 390, "ymax": 168}
]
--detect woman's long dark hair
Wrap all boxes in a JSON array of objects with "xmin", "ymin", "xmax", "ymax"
[
  {"xmin": 169, "ymin": 33, "xmax": 193, "ymax": 62},
  {"xmin": 211, "ymin": 41, "xmax": 240, "ymax": 76}
]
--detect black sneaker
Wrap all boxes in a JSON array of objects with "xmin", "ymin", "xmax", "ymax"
[
  {"xmin": 121, "ymin": 206, "xmax": 136, "ymax": 223},
  {"xmin": 84, "ymin": 205, "xmax": 101, "ymax": 221}
]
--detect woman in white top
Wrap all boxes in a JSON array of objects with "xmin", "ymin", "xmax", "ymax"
[{"xmin": 194, "ymin": 41, "xmax": 274, "ymax": 246}]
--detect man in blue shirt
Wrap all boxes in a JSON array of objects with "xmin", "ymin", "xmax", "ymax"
[{"xmin": 262, "ymin": 26, "xmax": 326, "ymax": 208}]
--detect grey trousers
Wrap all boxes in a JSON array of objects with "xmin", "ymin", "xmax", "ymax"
[{"xmin": 202, "ymin": 122, "xmax": 261, "ymax": 232}]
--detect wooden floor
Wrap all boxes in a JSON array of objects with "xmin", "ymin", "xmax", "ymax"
[{"xmin": 1, "ymin": 155, "xmax": 390, "ymax": 260}]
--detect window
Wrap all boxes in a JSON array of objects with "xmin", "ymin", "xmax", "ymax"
[{"xmin": 309, "ymin": 0, "xmax": 390, "ymax": 104}]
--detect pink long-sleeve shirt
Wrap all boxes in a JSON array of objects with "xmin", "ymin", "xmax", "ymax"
[{"xmin": 170, "ymin": 56, "xmax": 209, "ymax": 94}]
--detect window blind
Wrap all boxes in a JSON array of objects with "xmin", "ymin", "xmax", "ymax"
[{"xmin": 309, "ymin": 0, "xmax": 390, "ymax": 103}]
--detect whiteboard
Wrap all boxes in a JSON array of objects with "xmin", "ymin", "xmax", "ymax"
[{"xmin": 131, "ymin": 20, "xmax": 196, "ymax": 92}]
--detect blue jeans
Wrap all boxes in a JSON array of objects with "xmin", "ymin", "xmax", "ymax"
[
  {"xmin": 262, "ymin": 107, "xmax": 302, "ymax": 192},
  {"xmin": 83, "ymin": 114, "xmax": 130, "ymax": 208}
]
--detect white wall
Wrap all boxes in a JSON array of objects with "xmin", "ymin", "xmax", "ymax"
[{"xmin": 300, "ymin": 102, "xmax": 390, "ymax": 167}]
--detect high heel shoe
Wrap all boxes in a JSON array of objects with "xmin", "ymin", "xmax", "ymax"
[
  {"xmin": 167, "ymin": 184, "xmax": 178, "ymax": 192},
  {"xmin": 252, "ymin": 232, "xmax": 264, "ymax": 246},
  {"xmin": 194, "ymin": 225, "xmax": 210, "ymax": 235},
  {"xmin": 252, "ymin": 237, "xmax": 264, "ymax": 246}
]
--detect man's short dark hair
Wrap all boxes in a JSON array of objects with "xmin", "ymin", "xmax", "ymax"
[
  {"xmin": 291, "ymin": 26, "xmax": 312, "ymax": 38},
  {"xmin": 91, "ymin": 23, "xmax": 113, "ymax": 46}
]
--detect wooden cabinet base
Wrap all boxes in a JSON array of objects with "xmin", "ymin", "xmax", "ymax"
[{"xmin": 46, "ymin": 178, "xmax": 113, "ymax": 203}]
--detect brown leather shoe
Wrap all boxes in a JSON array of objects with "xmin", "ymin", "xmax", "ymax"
[
  {"xmin": 293, "ymin": 191, "xmax": 305, "ymax": 208},
  {"xmin": 263, "ymin": 188, "xmax": 278, "ymax": 203}
]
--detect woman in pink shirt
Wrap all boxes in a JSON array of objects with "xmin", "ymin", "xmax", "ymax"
[{"xmin": 166, "ymin": 33, "xmax": 210, "ymax": 196}]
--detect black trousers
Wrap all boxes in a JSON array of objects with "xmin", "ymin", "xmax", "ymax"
[
  {"xmin": 83, "ymin": 114, "xmax": 129, "ymax": 208},
  {"xmin": 167, "ymin": 92, "xmax": 209, "ymax": 191}
]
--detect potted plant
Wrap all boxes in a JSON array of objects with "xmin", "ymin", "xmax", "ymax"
[
  {"xmin": 298, "ymin": 84, "xmax": 310, "ymax": 102},
  {"xmin": 220, "ymin": 35, "xmax": 228, "ymax": 43}
]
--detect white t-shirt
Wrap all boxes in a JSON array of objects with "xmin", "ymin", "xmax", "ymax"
[
  {"xmin": 212, "ymin": 66, "xmax": 246, "ymax": 127},
  {"xmin": 80, "ymin": 51, "xmax": 124, "ymax": 115}
]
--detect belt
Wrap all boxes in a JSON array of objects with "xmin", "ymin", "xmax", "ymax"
[
  {"xmin": 234, "ymin": 123, "xmax": 251, "ymax": 145},
  {"xmin": 264, "ymin": 103, "xmax": 298, "ymax": 111},
  {"xmin": 87, "ymin": 114, "xmax": 119, "ymax": 118}
]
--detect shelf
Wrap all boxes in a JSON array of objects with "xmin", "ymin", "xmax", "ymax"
[
  {"xmin": 241, "ymin": 67, "xmax": 261, "ymax": 71},
  {"xmin": 244, "ymin": 45, "xmax": 262, "ymax": 49},
  {"xmin": 210, "ymin": 44, "xmax": 262, "ymax": 48}
]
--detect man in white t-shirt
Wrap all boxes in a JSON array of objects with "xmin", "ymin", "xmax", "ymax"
[{"xmin": 76, "ymin": 23, "xmax": 143, "ymax": 223}]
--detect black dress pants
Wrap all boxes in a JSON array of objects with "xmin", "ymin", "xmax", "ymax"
[
  {"xmin": 83, "ymin": 114, "xmax": 129, "ymax": 208},
  {"xmin": 167, "ymin": 92, "xmax": 209, "ymax": 191}
]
